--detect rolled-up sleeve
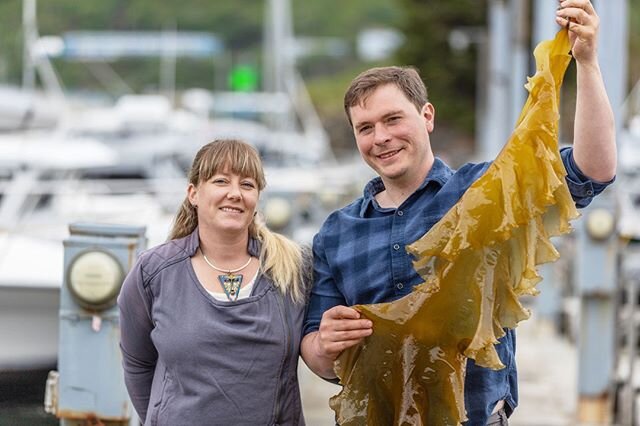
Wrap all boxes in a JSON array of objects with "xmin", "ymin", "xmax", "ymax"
[
  {"xmin": 303, "ymin": 230, "xmax": 347, "ymax": 336},
  {"xmin": 561, "ymin": 146, "xmax": 615, "ymax": 208},
  {"xmin": 118, "ymin": 255, "xmax": 157, "ymax": 423}
]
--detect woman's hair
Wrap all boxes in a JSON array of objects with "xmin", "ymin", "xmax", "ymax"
[{"xmin": 169, "ymin": 139, "xmax": 306, "ymax": 302}]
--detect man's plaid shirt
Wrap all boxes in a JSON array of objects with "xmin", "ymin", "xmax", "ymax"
[{"xmin": 303, "ymin": 147, "xmax": 613, "ymax": 425}]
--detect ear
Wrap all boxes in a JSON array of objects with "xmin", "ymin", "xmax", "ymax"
[
  {"xmin": 421, "ymin": 103, "xmax": 435, "ymax": 133},
  {"xmin": 187, "ymin": 183, "xmax": 198, "ymax": 206}
]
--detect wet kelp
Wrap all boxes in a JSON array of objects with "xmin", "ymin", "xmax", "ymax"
[{"xmin": 330, "ymin": 29, "xmax": 578, "ymax": 425}]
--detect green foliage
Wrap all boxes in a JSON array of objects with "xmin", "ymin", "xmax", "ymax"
[
  {"xmin": 36, "ymin": 0, "xmax": 264, "ymax": 47},
  {"xmin": 395, "ymin": 1, "xmax": 640, "ymax": 138},
  {"xmin": 0, "ymin": 0, "xmax": 23, "ymax": 82},
  {"xmin": 630, "ymin": 0, "xmax": 640, "ymax": 88},
  {"xmin": 396, "ymin": 0, "xmax": 487, "ymax": 136},
  {"xmin": 292, "ymin": 0, "xmax": 403, "ymax": 38},
  {"xmin": 0, "ymin": 0, "xmax": 404, "ymax": 91},
  {"xmin": 0, "ymin": 0, "xmax": 266, "ymax": 88}
]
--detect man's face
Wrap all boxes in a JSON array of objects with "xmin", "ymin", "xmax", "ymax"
[{"xmin": 349, "ymin": 84, "xmax": 434, "ymax": 186}]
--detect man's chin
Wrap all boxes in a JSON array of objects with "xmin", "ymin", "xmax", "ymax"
[{"xmin": 378, "ymin": 167, "xmax": 406, "ymax": 181}]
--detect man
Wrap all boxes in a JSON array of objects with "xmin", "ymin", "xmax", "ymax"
[{"xmin": 301, "ymin": 1, "xmax": 616, "ymax": 424}]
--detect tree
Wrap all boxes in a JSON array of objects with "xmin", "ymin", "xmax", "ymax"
[{"xmin": 396, "ymin": 0, "xmax": 487, "ymax": 136}]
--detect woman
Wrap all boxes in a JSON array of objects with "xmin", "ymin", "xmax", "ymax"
[{"xmin": 118, "ymin": 139, "xmax": 309, "ymax": 426}]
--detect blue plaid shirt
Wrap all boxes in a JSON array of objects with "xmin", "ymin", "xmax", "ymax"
[{"xmin": 304, "ymin": 147, "xmax": 613, "ymax": 425}]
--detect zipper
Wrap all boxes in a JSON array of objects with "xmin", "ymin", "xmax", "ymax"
[
  {"xmin": 272, "ymin": 290, "xmax": 292, "ymax": 425},
  {"xmin": 151, "ymin": 367, "xmax": 169, "ymax": 426}
]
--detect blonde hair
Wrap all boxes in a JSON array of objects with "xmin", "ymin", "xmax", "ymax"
[{"xmin": 169, "ymin": 139, "xmax": 307, "ymax": 303}]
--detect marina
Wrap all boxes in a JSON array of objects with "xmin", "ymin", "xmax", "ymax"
[
  {"xmin": 0, "ymin": 0, "xmax": 360, "ymax": 377},
  {"xmin": 0, "ymin": 0, "xmax": 637, "ymax": 424}
]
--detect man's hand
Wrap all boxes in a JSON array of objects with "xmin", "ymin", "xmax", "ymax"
[
  {"xmin": 556, "ymin": 0, "xmax": 599, "ymax": 65},
  {"xmin": 301, "ymin": 305, "xmax": 373, "ymax": 379},
  {"xmin": 317, "ymin": 305, "xmax": 373, "ymax": 358}
]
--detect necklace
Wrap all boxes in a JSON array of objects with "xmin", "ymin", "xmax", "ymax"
[{"xmin": 202, "ymin": 254, "xmax": 252, "ymax": 301}]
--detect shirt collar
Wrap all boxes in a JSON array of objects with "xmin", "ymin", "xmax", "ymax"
[{"xmin": 359, "ymin": 157, "xmax": 453, "ymax": 217}]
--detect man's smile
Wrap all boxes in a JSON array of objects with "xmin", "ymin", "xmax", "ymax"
[{"xmin": 377, "ymin": 148, "xmax": 402, "ymax": 160}]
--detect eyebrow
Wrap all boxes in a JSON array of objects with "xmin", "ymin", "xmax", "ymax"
[
  {"xmin": 211, "ymin": 172, "xmax": 255, "ymax": 181},
  {"xmin": 354, "ymin": 110, "xmax": 404, "ymax": 130}
]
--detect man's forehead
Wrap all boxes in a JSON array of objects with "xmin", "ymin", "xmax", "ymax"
[
  {"xmin": 351, "ymin": 86, "xmax": 414, "ymax": 117},
  {"xmin": 356, "ymin": 84, "xmax": 413, "ymax": 108}
]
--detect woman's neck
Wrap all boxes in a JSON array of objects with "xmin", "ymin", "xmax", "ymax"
[{"xmin": 197, "ymin": 227, "xmax": 250, "ymax": 264}]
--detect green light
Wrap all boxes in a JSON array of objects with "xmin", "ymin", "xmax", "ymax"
[{"xmin": 228, "ymin": 65, "xmax": 259, "ymax": 92}]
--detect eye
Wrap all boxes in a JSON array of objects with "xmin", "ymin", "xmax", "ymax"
[
  {"xmin": 387, "ymin": 116, "xmax": 401, "ymax": 123},
  {"xmin": 212, "ymin": 177, "xmax": 227, "ymax": 185},
  {"xmin": 358, "ymin": 125, "xmax": 373, "ymax": 135},
  {"xmin": 241, "ymin": 181, "xmax": 256, "ymax": 189}
]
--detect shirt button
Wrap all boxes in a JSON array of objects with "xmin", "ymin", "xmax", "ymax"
[
  {"xmin": 396, "ymin": 282, "xmax": 404, "ymax": 289},
  {"xmin": 587, "ymin": 190, "xmax": 594, "ymax": 196},
  {"xmin": 393, "ymin": 244, "xmax": 400, "ymax": 250},
  {"xmin": 397, "ymin": 210, "xmax": 404, "ymax": 216}
]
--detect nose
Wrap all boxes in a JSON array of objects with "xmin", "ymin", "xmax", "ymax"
[
  {"xmin": 227, "ymin": 183, "xmax": 242, "ymax": 200},
  {"xmin": 373, "ymin": 122, "xmax": 391, "ymax": 145}
]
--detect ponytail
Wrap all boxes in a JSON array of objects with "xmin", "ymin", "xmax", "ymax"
[
  {"xmin": 252, "ymin": 215, "xmax": 308, "ymax": 304},
  {"xmin": 169, "ymin": 198, "xmax": 198, "ymax": 240}
]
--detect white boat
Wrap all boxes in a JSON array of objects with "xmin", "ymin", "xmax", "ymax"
[
  {"xmin": 0, "ymin": 85, "xmax": 60, "ymax": 131},
  {"xmin": 0, "ymin": 133, "xmax": 184, "ymax": 370}
]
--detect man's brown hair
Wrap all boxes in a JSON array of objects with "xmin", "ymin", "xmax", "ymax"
[{"xmin": 343, "ymin": 66, "xmax": 428, "ymax": 126}]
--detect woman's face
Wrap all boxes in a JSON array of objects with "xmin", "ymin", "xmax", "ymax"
[{"xmin": 188, "ymin": 169, "xmax": 259, "ymax": 236}]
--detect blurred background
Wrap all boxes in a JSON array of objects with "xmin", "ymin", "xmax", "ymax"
[{"xmin": 0, "ymin": 0, "xmax": 639, "ymax": 425}]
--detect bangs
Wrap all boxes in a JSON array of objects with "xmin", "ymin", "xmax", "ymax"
[{"xmin": 196, "ymin": 139, "xmax": 266, "ymax": 189}]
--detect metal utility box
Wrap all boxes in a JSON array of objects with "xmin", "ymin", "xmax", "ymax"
[{"xmin": 46, "ymin": 223, "xmax": 146, "ymax": 425}]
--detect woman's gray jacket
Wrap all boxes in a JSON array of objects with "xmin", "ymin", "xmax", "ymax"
[{"xmin": 118, "ymin": 229, "xmax": 306, "ymax": 425}]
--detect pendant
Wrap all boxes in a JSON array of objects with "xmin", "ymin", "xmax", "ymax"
[{"xmin": 218, "ymin": 273, "xmax": 243, "ymax": 301}]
